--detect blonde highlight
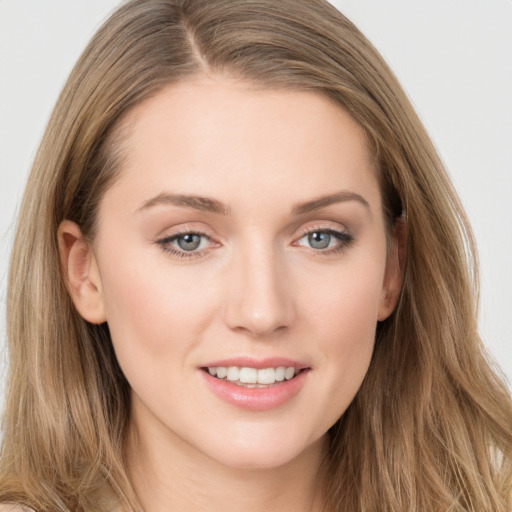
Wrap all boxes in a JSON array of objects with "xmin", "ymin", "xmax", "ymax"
[{"xmin": 1, "ymin": 1, "xmax": 511, "ymax": 511}]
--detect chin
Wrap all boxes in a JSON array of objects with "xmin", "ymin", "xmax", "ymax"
[
  {"xmin": 201, "ymin": 429, "xmax": 324, "ymax": 471},
  {"xmin": 210, "ymin": 449, "xmax": 303, "ymax": 471}
]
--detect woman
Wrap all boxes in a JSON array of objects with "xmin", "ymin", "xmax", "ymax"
[{"xmin": 1, "ymin": 0, "xmax": 511, "ymax": 510}]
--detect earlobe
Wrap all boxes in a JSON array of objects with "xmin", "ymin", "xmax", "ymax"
[
  {"xmin": 377, "ymin": 216, "xmax": 406, "ymax": 321},
  {"xmin": 58, "ymin": 220, "xmax": 107, "ymax": 324}
]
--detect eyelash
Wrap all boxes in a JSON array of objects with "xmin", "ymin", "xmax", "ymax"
[
  {"xmin": 156, "ymin": 230, "xmax": 215, "ymax": 259},
  {"xmin": 155, "ymin": 226, "xmax": 354, "ymax": 259},
  {"xmin": 294, "ymin": 226, "xmax": 354, "ymax": 255}
]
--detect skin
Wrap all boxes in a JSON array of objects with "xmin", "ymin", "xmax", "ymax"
[{"xmin": 59, "ymin": 76, "xmax": 402, "ymax": 512}]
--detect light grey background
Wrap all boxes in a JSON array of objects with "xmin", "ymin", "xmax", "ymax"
[{"xmin": 1, "ymin": 0, "xmax": 511, "ymax": 406}]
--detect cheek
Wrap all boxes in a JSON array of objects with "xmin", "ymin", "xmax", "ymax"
[
  {"xmin": 297, "ymin": 255, "xmax": 385, "ymax": 423},
  {"xmin": 98, "ymin": 248, "xmax": 218, "ymax": 364},
  {"xmin": 301, "ymin": 252, "xmax": 384, "ymax": 343}
]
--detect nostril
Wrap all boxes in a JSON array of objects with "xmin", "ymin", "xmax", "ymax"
[{"xmin": 222, "ymin": 264, "xmax": 295, "ymax": 336}]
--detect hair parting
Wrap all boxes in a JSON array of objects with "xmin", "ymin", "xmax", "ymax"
[{"xmin": 1, "ymin": 1, "xmax": 511, "ymax": 511}]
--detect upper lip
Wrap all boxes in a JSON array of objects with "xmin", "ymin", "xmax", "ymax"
[{"xmin": 201, "ymin": 357, "xmax": 310, "ymax": 370}]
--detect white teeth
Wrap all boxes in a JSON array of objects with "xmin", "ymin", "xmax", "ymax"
[
  {"xmin": 257, "ymin": 368, "xmax": 276, "ymax": 384},
  {"xmin": 206, "ymin": 365, "xmax": 299, "ymax": 385},
  {"xmin": 226, "ymin": 367, "xmax": 239, "ymax": 381},
  {"xmin": 275, "ymin": 366, "xmax": 286, "ymax": 382},
  {"xmin": 284, "ymin": 367, "xmax": 295, "ymax": 380},
  {"xmin": 239, "ymin": 367, "xmax": 258, "ymax": 384}
]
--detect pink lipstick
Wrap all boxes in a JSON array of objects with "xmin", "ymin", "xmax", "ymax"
[{"xmin": 200, "ymin": 357, "xmax": 310, "ymax": 411}]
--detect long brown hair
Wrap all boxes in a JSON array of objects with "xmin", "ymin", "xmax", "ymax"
[{"xmin": 1, "ymin": 1, "xmax": 511, "ymax": 510}]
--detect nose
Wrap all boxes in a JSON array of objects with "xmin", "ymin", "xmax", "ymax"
[{"xmin": 223, "ymin": 242, "xmax": 295, "ymax": 338}]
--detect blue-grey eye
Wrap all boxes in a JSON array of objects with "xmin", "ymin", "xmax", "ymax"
[
  {"xmin": 308, "ymin": 231, "xmax": 331, "ymax": 249},
  {"xmin": 296, "ymin": 228, "xmax": 353, "ymax": 252},
  {"xmin": 176, "ymin": 233, "xmax": 202, "ymax": 251}
]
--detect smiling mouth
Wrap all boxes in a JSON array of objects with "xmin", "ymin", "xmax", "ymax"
[{"xmin": 203, "ymin": 366, "xmax": 306, "ymax": 388}]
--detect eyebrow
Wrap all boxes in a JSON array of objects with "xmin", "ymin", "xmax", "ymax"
[
  {"xmin": 137, "ymin": 190, "xmax": 370, "ymax": 216},
  {"xmin": 291, "ymin": 191, "xmax": 370, "ymax": 215},
  {"xmin": 137, "ymin": 193, "xmax": 230, "ymax": 215}
]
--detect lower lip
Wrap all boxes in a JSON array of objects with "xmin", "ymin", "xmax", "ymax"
[{"xmin": 200, "ymin": 370, "xmax": 309, "ymax": 411}]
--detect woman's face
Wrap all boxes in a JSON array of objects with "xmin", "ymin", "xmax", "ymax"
[{"xmin": 68, "ymin": 77, "xmax": 400, "ymax": 470}]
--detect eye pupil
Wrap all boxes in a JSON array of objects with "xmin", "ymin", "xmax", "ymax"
[
  {"xmin": 177, "ymin": 234, "xmax": 201, "ymax": 251},
  {"xmin": 308, "ymin": 232, "xmax": 331, "ymax": 249}
]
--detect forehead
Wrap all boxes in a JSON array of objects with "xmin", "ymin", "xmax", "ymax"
[{"xmin": 102, "ymin": 76, "xmax": 381, "ymax": 215}]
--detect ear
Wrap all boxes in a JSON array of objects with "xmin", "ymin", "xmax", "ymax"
[
  {"xmin": 377, "ymin": 215, "xmax": 406, "ymax": 321},
  {"xmin": 58, "ymin": 220, "xmax": 107, "ymax": 324}
]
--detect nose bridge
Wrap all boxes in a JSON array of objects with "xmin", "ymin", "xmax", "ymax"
[{"xmin": 224, "ymin": 234, "xmax": 294, "ymax": 336}]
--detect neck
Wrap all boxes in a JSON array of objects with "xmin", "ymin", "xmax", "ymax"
[{"xmin": 125, "ymin": 405, "xmax": 329, "ymax": 512}]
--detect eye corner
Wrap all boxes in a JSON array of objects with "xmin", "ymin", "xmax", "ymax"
[
  {"xmin": 154, "ymin": 229, "xmax": 220, "ymax": 260},
  {"xmin": 293, "ymin": 226, "xmax": 354, "ymax": 254}
]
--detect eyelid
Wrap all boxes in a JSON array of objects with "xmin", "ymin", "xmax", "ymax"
[
  {"xmin": 293, "ymin": 221, "xmax": 350, "ymax": 240},
  {"xmin": 154, "ymin": 221, "xmax": 353, "ymax": 259},
  {"xmin": 154, "ymin": 225, "xmax": 220, "ymax": 259},
  {"xmin": 154, "ymin": 221, "xmax": 217, "ymax": 239},
  {"xmin": 292, "ymin": 223, "xmax": 354, "ymax": 253}
]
